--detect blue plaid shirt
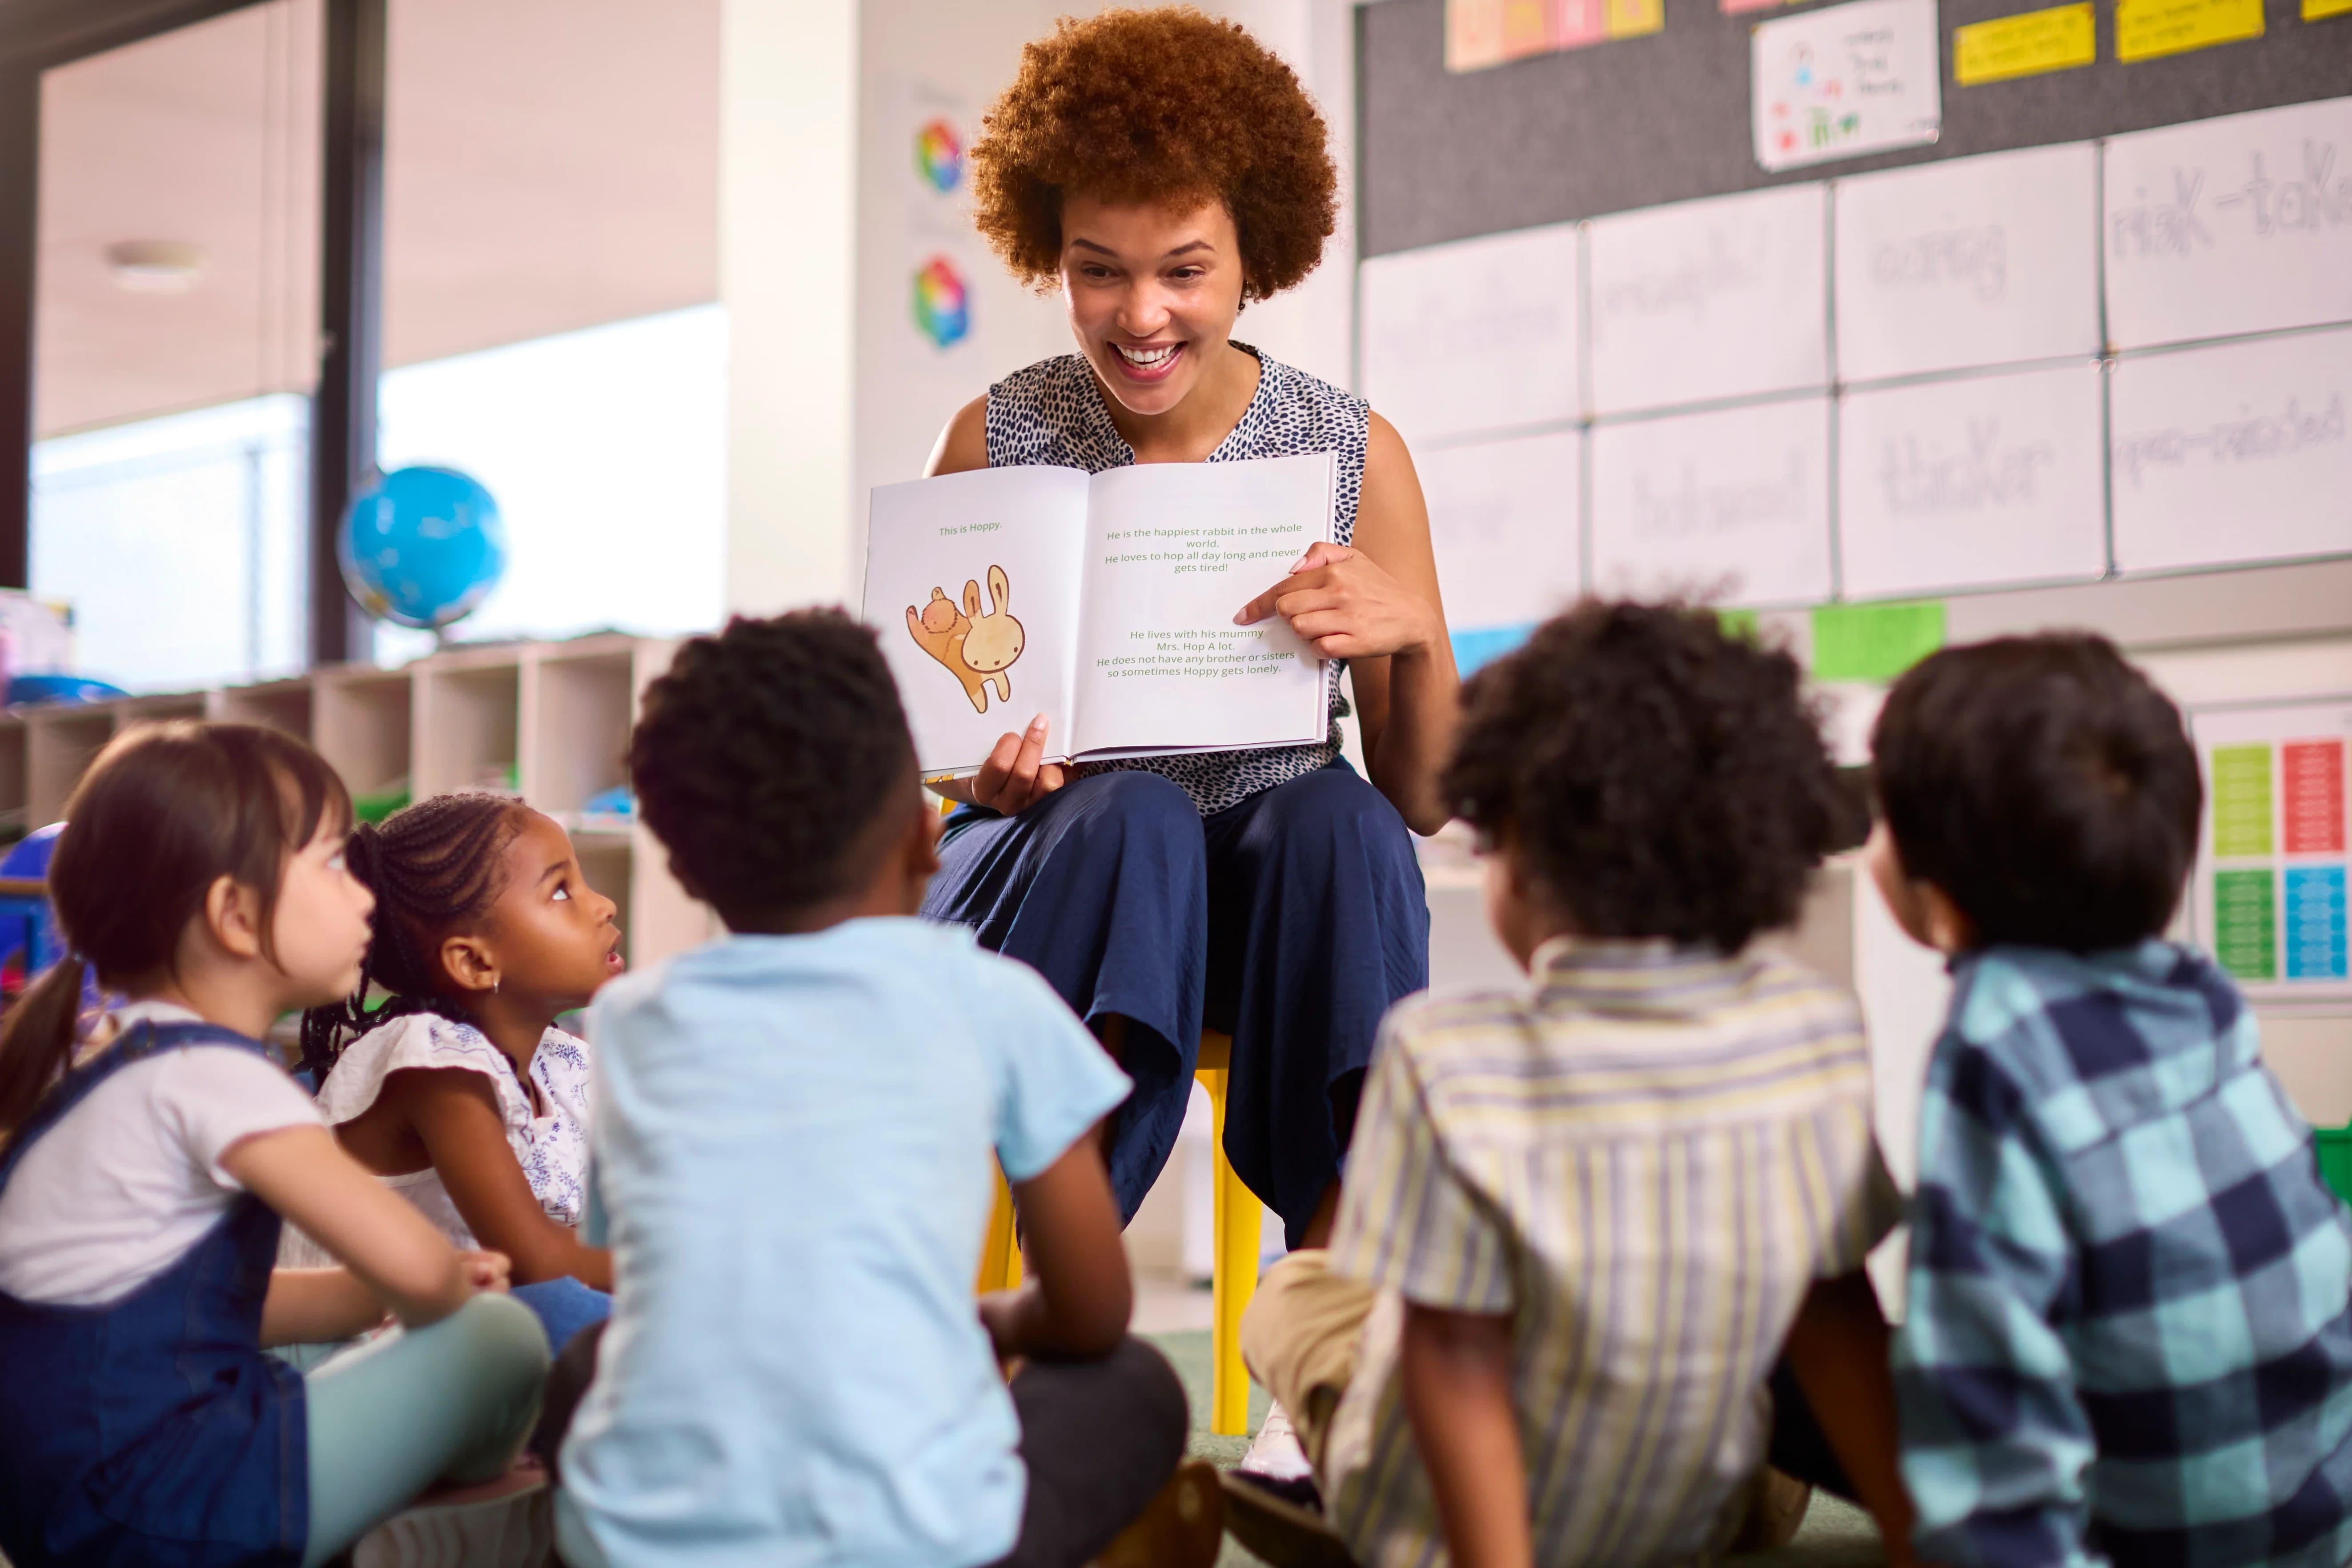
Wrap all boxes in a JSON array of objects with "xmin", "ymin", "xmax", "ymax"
[{"xmin": 1894, "ymin": 941, "xmax": 2352, "ymax": 1568}]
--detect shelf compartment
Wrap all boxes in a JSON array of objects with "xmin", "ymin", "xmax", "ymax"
[
  {"xmin": 210, "ymin": 680, "xmax": 314, "ymax": 739},
  {"xmin": 314, "ymin": 668, "xmax": 415, "ymax": 806},
  {"xmin": 414, "ymin": 653, "xmax": 522, "ymax": 799}
]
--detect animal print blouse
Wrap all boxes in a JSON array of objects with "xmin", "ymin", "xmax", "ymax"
[{"xmin": 984, "ymin": 345, "xmax": 1369, "ymax": 816}]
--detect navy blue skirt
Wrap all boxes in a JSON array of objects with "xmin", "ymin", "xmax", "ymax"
[{"xmin": 922, "ymin": 762, "xmax": 1429, "ymax": 1247}]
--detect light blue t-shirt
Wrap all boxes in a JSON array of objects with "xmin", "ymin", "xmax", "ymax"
[{"xmin": 557, "ymin": 918, "xmax": 1130, "ymax": 1568}]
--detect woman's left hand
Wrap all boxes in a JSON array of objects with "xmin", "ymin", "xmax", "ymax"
[{"xmin": 1234, "ymin": 541, "xmax": 1443, "ymax": 661}]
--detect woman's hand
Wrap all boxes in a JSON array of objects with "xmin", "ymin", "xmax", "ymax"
[
  {"xmin": 1234, "ymin": 541, "xmax": 1444, "ymax": 661},
  {"xmin": 969, "ymin": 713, "xmax": 1068, "ymax": 815}
]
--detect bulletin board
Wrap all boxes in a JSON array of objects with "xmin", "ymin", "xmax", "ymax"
[{"xmin": 1357, "ymin": 0, "xmax": 2352, "ymax": 256}]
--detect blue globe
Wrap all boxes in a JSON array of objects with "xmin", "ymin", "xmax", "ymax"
[{"xmin": 338, "ymin": 465, "xmax": 507, "ymax": 630}]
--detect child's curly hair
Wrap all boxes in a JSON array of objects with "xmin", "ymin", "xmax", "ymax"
[
  {"xmin": 1442, "ymin": 602, "xmax": 1859, "ymax": 953},
  {"xmin": 970, "ymin": 6, "xmax": 1337, "ymax": 301}
]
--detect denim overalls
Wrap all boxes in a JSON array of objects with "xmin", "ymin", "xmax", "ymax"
[{"xmin": 0, "ymin": 1019, "xmax": 308, "ymax": 1567}]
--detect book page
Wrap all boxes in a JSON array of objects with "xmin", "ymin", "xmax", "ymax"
[
  {"xmin": 863, "ymin": 465, "xmax": 1090, "ymax": 776},
  {"xmin": 1071, "ymin": 453, "xmax": 1334, "ymax": 758}
]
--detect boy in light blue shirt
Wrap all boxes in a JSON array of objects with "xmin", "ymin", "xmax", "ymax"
[{"xmin": 547, "ymin": 611, "xmax": 1218, "ymax": 1568}]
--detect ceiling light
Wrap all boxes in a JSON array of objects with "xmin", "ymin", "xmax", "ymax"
[{"xmin": 105, "ymin": 240, "xmax": 205, "ymax": 294}]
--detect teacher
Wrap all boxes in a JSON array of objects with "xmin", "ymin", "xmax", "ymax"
[{"xmin": 923, "ymin": 7, "xmax": 1458, "ymax": 1257}]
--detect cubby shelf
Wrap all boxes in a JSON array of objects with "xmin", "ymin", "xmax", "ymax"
[{"xmin": 0, "ymin": 635, "xmax": 715, "ymax": 969}]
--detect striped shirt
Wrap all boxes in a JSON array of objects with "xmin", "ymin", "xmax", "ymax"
[
  {"xmin": 1895, "ymin": 941, "xmax": 2352, "ymax": 1568},
  {"xmin": 1324, "ymin": 937, "xmax": 1899, "ymax": 1568}
]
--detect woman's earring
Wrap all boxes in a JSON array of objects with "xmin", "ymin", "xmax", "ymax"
[{"xmin": 493, "ymin": 977, "xmax": 501, "ymax": 995}]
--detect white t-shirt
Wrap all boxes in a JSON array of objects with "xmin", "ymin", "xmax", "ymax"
[{"xmin": 0, "ymin": 1001, "xmax": 323, "ymax": 1307}]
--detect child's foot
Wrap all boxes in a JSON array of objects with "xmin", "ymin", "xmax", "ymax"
[
  {"xmin": 1219, "ymin": 1469, "xmax": 1357, "ymax": 1568},
  {"xmin": 1238, "ymin": 1401, "xmax": 1314, "ymax": 1481},
  {"xmin": 1095, "ymin": 1457, "xmax": 1223, "ymax": 1568}
]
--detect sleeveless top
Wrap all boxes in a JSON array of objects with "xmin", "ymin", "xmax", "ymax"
[
  {"xmin": 985, "ymin": 344, "xmax": 1369, "ymax": 816},
  {"xmin": 279, "ymin": 1011, "xmax": 592, "ymax": 1267}
]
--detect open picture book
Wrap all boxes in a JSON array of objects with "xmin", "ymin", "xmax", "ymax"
[{"xmin": 863, "ymin": 452, "xmax": 1337, "ymax": 779}]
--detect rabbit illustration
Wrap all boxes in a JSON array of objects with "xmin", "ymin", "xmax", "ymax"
[
  {"xmin": 959, "ymin": 565, "xmax": 1023, "ymax": 707},
  {"xmin": 905, "ymin": 587, "xmax": 996, "ymax": 714}
]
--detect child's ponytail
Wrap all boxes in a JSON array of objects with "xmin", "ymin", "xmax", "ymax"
[
  {"xmin": 297, "ymin": 793, "xmax": 526, "ymax": 1085},
  {"xmin": 0, "ymin": 955, "xmax": 89, "ymax": 1136},
  {"xmin": 0, "ymin": 722, "xmax": 350, "ymax": 1137}
]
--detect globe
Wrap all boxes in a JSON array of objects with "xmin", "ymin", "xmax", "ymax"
[{"xmin": 338, "ymin": 465, "xmax": 508, "ymax": 630}]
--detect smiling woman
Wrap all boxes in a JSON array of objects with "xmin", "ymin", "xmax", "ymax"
[{"xmin": 918, "ymin": 6, "xmax": 1460, "ymax": 1361}]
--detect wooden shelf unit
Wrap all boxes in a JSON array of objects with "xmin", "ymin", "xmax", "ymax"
[{"xmin": 0, "ymin": 635, "xmax": 713, "ymax": 967}]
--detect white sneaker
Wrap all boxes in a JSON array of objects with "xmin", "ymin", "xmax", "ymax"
[{"xmin": 1239, "ymin": 1401, "xmax": 1313, "ymax": 1481}]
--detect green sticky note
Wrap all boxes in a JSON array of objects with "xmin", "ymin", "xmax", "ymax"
[
  {"xmin": 2210, "ymin": 744, "xmax": 2275, "ymax": 858},
  {"xmin": 1810, "ymin": 601, "xmax": 1947, "ymax": 683},
  {"xmin": 1718, "ymin": 608, "xmax": 1762, "ymax": 643},
  {"xmin": 2213, "ymin": 868, "xmax": 2278, "ymax": 981}
]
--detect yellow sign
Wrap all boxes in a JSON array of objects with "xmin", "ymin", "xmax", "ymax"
[
  {"xmin": 2307, "ymin": 0, "xmax": 2352, "ymax": 21},
  {"xmin": 1606, "ymin": 0, "xmax": 1665, "ymax": 36},
  {"xmin": 2116, "ymin": 0, "xmax": 2264, "ymax": 60},
  {"xmin": 1954, "ymin": 2, "xmax": 2096, "ymax": 82}
]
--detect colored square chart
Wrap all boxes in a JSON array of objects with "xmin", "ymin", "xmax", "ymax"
[
  {"xmin": 2283, "ymin": 739, "xmax": 2348, "ymax": 855},
  {"xmin": 2210, "ymin": 744, "xmax": 2275, "ymax": 858},
  {"xmin": 2213, "ymin": 868, "xmax": 2278, "ymax": 982},
  {"xmin": 2284, "ymin": 866, "xmax": 2349, "ymax": 981}
]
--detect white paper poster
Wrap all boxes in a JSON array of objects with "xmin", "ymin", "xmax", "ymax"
[
  {"xmin": 1357, "ymin": 224, "xmax": 1582, "ymax": 448},
  {"xmin": 1586, "ymin": 185, "xmax": 1829, "ymax": 416},
  {"xmin": 2187, "ymin": 698, "xmax": 2352, "ymax": 1004},
  {"xmin": 1833, "ymin": 143, "xmax": 2101, "ymax": 384},
  {"xmin": 1416, "ymin": 430, "xmax": 1584, "ymax": 644},
  {"xmin": 1838, "ymin": 364, "xmax": 2107, "ymax": 597},
  {"xmin": 1751, "ymin": 0, "xmax": 1943, "ymax": 174},
  {"xmin": 2104, "ymin": 96, "xmax": 2352, "ymax": 352},
  {"xmin": 2109, "ymin": 327, "xmax": 2352, "ymax": 575},
  {"xmin": 1589, "ymin": 396, "xmax": 1833, "ymax": 606}
]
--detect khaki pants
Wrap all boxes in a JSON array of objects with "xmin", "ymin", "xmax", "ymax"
[{"xmin": 1238, "ymin": 1249, "xmax": 1377, "ymax": 1471}]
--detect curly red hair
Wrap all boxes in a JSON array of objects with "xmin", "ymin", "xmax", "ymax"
[{"xmin": 970, "ymin": 8, "xmax": 1338, "ymax": 301}]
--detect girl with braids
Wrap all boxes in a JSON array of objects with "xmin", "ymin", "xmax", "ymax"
[
  {"xmin": 0, "ymin": 722, "xmax": 546, "ymax": 1568},
  {"xmin": 287, "ymin": 791, "xmax": 624, "ymax": 1355}
]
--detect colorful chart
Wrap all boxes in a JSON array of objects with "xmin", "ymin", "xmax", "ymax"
[
  {"xmin": 914, "ymin": 117, "xmax": 963, "ymax": 194},
  {"xmin": 2190, "ymin": 698, "xmax": 2352, "ymax": 1001},
  {"xmin": 911, "ymin": 255, "xmax": 970, "ymax": 349}
]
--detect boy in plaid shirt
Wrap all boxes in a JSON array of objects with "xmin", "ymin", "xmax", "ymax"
[{"xmin": 1869, "ymin": 634, "xmax": 2352, "ymax": 1568}]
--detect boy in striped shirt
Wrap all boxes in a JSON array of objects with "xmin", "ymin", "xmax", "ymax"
[
  {"xmin": 1871, "ymin": 635, "xmax": 2352, "ymax": 1568},
  {"xmin": 1229, "ymin": 602, "xmax": 1923, "ymax": 1568}
]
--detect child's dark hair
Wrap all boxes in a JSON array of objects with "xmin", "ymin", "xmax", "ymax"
[
  {"xmin": 297, "ymin": 791, "xmax": 530, "ymax": 1082},
  {"xmin": 1442, "ymin": 601, "xmax": 1854, "ymax": 952},
  {"xmin": 1872, "ymin": 633, "xmax": 2199, "ymax": 953},
  {"xmin": 0, "ymin": 722, "xmax": 350, "ymax": 1134},
  {"xmin": 629, "ymin": 610, "xmax": 915, "ymax": 928}
]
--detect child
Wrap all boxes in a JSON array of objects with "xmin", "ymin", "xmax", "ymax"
[
  {"xmin": 1230, "ymin": 602, "xmax": 1923, "ymax": 1568},
  {"xmin": 0, "ymin": 722, "xmax": 547, "ymax": 1568},
  {"xmin": 1870, "ymin": 634, "xmax": 2352, "ymax": 1568},
  {"xmin": 547, "ymin": 611, "xmax": 1219, "ymax": 1568},
  {"xmin": 292, "ymin": 791, "xmax": 622, "ymax": 1354}
]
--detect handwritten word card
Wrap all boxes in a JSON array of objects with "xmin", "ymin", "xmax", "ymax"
[
  {"xmin": 1587, "ymin": 184, "xmax": 1827, "ymax": 416},
  {"xmin": 2104, "ymin": 95, "xmax": 2352, "ymax": 351},
  {"xmin": 1752, "ymin": 0, "xmax": 1943, "ymax": 174},
  {"xmin": 1834, "ymin": 142, "xmax": 2099, "ymax": 383},
  {"xmin": 1952, "ymin": 2, "xmax": 2095, "ymax": 84},
  {"xmin": 2189, "ymin": 697, "xmax": 2352, "ymax": 1001},
  {"xmin": 2109, "ymin": 326, "xmax": 2352, "ymax": 574},
  {"xmin": 1838, "ymin": 364, "xmax": 2107, "ymax": 598},
  {"xmin": 1417, "ymin": 430, "xmax": 1584, "ymax": 663},
  {"xmin": 1589, "ymin": 396, "xmax": 1833, "ymax": 606},
  {"xmin": 1357, "ymin": 223, "xmax": 1581, "ymax": 449}
]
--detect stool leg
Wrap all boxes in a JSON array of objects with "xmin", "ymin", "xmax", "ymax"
[{"xmin": 1203, "ymin": 1067, "xmax": 1259, "ymax": 1437}]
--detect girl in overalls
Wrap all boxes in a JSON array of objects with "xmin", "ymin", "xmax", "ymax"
[{"xmin": 0, "ymin": 722, "xmax": 550, "ymax": 1568}]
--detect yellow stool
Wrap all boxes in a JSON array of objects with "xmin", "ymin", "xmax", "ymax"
[{"xmin": 978, "ymin": 1029, "xmax": 1260, "ymax": 1436}]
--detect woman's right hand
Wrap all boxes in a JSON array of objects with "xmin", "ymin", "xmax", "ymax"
[{"xmin": 969, "ymin": 714, "xmax": 1068, "ymax": 814}]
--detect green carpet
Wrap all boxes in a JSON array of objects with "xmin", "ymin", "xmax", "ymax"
[{"xmin": 1145, "ymin": 1329, "xmax": 1888, "ymax": 1568}]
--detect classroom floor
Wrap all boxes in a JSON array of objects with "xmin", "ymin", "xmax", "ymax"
[{"xmin": 1143, "ymin": 1283, "xmax": 1890, "ymax": 1568}]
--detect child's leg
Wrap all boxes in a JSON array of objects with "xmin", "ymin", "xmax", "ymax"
[
  {"xmin": 1239, "ymin": 1249, "xmax": 1377, "ymax": 1468},
  {"xmin": 990, "ymin": 1337, "xmax": 1191, "ymax": 1568},
  {"xmin": 300, "ymin": 1293, "xmax": 550, "ymax": 1567}
]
